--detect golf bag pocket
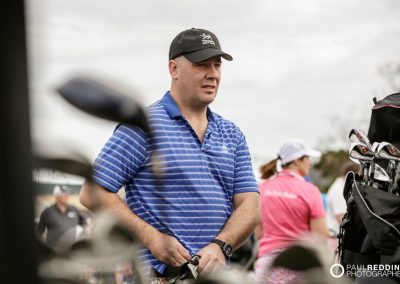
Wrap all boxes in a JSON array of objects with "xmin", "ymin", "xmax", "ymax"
[
  {"xmin": 353, "ymin": 182, "xmax": 400, "ymax": 254},
  {"xmin": 339, "ymin": 172, "xmax": 400, "ymax": 266}
]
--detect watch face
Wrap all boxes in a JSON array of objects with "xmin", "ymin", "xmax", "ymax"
[{"xmin": 223, "ymin": 244, "xmax": 233, "ymax": 257}]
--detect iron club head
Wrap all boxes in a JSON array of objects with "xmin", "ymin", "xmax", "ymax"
[{"xmin": 349, "ymin": 128, "xmax": 372, "ymax": 149}]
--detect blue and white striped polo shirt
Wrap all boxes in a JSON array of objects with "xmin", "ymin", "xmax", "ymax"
[{"xmin": 92, "ymin": 91, "xmax": 258, "ymax": 273}]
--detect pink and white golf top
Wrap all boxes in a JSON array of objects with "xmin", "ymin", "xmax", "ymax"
[{"xmin": 257, "ymin": 169, "xmax": 325, "ymax": 257}]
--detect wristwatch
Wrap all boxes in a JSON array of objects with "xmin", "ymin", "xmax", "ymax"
[{"xmin": 211, "ymin": 239, "xmax": 233, "ymax": 258}]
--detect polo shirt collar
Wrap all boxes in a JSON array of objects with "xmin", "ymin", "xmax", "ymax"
[
  {"xmin": 162, "ymin": 91, "xmax": 181, "ymax": 119},
  {"xmin": 278, "ymin": 169, "xmax": 304, "ymax": 180},
  {"xmin": 161, "ymin": 91, "xmax": 215, "ymax": 122}
]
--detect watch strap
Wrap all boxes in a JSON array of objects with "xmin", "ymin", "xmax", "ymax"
[
  {"xmin": 211, "ymin": 239, "xmax": 233, "ymax": 257},
  {"xmin": 211, "ymin": 239, "xmax": 225, "ymax": 247}
]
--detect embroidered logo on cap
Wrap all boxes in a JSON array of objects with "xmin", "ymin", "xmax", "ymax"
[{"xmin": 200, "ymin": 33, "xmax": 215, "ymax": 45}]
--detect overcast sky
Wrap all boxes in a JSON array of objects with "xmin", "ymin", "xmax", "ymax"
[{"xmin": 26, "ymin": 0, "xmax": 400, "ymax": 176}]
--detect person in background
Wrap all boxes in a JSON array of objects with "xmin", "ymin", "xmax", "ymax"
[
  {"xmin": 79, "ymin": 28, "xmax": 260, "ymax": 280},
  {"xmin": 254, "ymin": 139, "xmax": 329, "ymax": 283},
  {"xmin": 37, "ymin": 185, "xmax": 86, "ymax": 248},
  {"xmin": 326, "ymin": 161, "xmax": 359, "ymax": 252}
]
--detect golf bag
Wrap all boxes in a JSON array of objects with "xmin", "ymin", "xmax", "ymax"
[
  {"xmin": 338, "ymin": 172, "xmax": 400, "ymax": 268},
  {"xmin": 338, "ymin": 93, "xmax": 400, "ymax": 277}
]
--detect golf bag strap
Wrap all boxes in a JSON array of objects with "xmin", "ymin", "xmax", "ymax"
[{"xmin": 343, "ymin": 250, "xmax": 394, "ymax": 265}]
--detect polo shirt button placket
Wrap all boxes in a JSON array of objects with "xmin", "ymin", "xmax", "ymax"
[
  {"xmin": 201, "ymin": 128, "xmax": 213, "ymax": 152},
  {"xmin": 201, "ymin": 142, "xmax": 209, "ymax": 152},
  {"xmin": 182, "ymin": 119, "xmax": 202, "ymax": 146}
]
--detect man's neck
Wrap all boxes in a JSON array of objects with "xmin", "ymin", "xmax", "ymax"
[
  {"xmin": 170, "ymin": 92, "xmax": 209, "ymax": 142},
  {"xmin": 182, "ymin": 106, "xmax": 209, "ymax": 143},
  {"xmin": 56, "ymin": 203, "xmax": 67, "ymax": 214}
]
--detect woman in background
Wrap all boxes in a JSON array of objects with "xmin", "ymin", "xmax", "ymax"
[{"xmin": 254, "ymin": 139, "xmax": 329, "ymax": 283}]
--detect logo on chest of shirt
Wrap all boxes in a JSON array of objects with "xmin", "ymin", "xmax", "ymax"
[
  {"xmin": 67, "ymin": 211, "xmax": 77, "ymax": 218},
  {"xmin": 221, "ymin": 143, "xmax": 229, "ymax": 154},
  {"xmin": 263, "ymin": 190, "xmax": 298, "ymax": 199}
]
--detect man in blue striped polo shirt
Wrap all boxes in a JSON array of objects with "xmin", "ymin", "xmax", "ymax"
[{"xmin": 80, "ymin": 28, "xmax": 260, "ymax": 278}]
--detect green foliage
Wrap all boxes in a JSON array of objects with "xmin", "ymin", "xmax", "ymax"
[{"xmin": 311, "ymin": 150, "xmax": 352, "ymax": 193}]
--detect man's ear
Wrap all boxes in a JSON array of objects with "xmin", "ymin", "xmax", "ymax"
[{"xmin": 168, "ymin": 60, "xmax": 179, "ymax": 79}]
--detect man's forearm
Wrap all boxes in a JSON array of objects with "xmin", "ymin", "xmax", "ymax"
[
  {"xmin": 215, "ymin": 192, "xmax": 260, "ymax": 249},
  {"xmin": 79, "ymin": 180, "xmax": 159, "ymax": 248},
  {"xmin": 79, "ymin": 180, "xmax": 192, "ymax": 266}
]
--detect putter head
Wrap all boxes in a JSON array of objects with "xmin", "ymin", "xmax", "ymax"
[
  {"xmin": 349, "ymin": 128, "xmax": 372, "ymax": 149},
  {"xmin": 376, "ymin": 142, "xmax": 400, "ymax": 161},
  {"xmin": 57, "ymin": 77, "xmax": 150, "ymax": 133},
  {"xmin": 349, "ymin": 141, "xmax": 374, "ymax": 163}
]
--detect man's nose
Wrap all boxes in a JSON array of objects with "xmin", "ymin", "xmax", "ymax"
[{"xmin": 206, "ymin": 64, "xmax": 220, "ymax": 79}]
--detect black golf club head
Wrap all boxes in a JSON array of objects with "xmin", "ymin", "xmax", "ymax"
[
  {"xmin": 33, "ymin": 156, "xmax": 93, "ymax": 181},
  {"xmin": 32, "ymin": 141, "xmax": 93, "ymax": 180},
  {"xmin": 57, "ymin": 77, "xmax": 150, "ymax": 134},
  {"xmin": 270, "ymin": 244, "xmax": 323, "ymax": 271},
  {"xmin": 56, "ymin": 76, "xmax": 164, "ymax": 181}
]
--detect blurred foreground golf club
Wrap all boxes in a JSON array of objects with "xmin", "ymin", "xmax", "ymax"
[
  {"xmin": 34, "ymin": 76, "xmax": 164, "ymax": 181},
  {"xmin": 34, "ymin": 76, "xmax": 162, "ymax": 284}
]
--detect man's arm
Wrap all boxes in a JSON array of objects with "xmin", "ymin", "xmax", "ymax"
[
  {"xmin": 74, "ymin": 207, "xmax": 86, "ymax": 226},
  {"xmin": 254, "ymin": 222, "xmax": 263, "ymax": 240},
  {"xmin": 80, "ymin": 180, "xmax": 191, "ymax": 266},
  {"xmin": 36, "ymin": 210, "xmax": 47, "ymax": 240},
  {"xmin": 215, "ymin": 192, "xmax": 261, "ymax": 248},
  {"xmin": 197, "ymin": 192, "xmax": 260, "ymax": 274}
]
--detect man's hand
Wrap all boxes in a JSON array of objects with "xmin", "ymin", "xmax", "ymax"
[
  {"xmin": 196, "ymin": 243, "xmax": 226, "ymax": 275},
  {"xmin": 148, "ymin": 231, "xmax": 192, "ymax": 267}
]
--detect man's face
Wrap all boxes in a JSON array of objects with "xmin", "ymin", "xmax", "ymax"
[
  {"xmin": 55, "ymin": 193, "xmax": 69, "ymax": 206},
  {"xmin": 172, "ymin": 56, "xmax": 222, "ymax": 107}
]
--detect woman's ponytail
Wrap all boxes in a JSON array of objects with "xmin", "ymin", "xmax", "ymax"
[{"xmin": 259, "ymin": 158, "xmax": 279, "ymax": 180}]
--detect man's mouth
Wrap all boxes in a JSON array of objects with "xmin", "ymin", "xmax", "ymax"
[{"xmin": 201, "ymin": 85, "xmax": 216, "ymax": 91}]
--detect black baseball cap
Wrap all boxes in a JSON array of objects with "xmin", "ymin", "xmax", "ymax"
[{"xmin": 169, "ymin": 28, "xmax": 233, "ymax": 63}]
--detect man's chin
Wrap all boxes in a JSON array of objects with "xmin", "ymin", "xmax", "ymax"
[
  {"xmin": 201, "ymin": 97, "xmax": 216, "ymax": 106},
  {"xmin": 201, "ymin": 93, "xmax": 217, "ymax": 103}
]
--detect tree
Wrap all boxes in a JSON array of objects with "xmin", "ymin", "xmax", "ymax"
[
  {"xmin": 378, "ymin": 62, "xmax": 400, "ymax": 93},
  {"xmin": 313, "ymin": 62, "xmax": 400, "ymax": 192},
  {"xmin": 310, "ymin": 150, "xmax": 351, "ymax": 193}
]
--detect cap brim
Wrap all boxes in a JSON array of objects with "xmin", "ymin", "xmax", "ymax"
[
  {"xmin": 305, "ymin": 148, "xmax": 321, "ymax": 158},
  {"xmin": 184, "ymin": 48, "xmax": 233, "ymax": 63}
]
